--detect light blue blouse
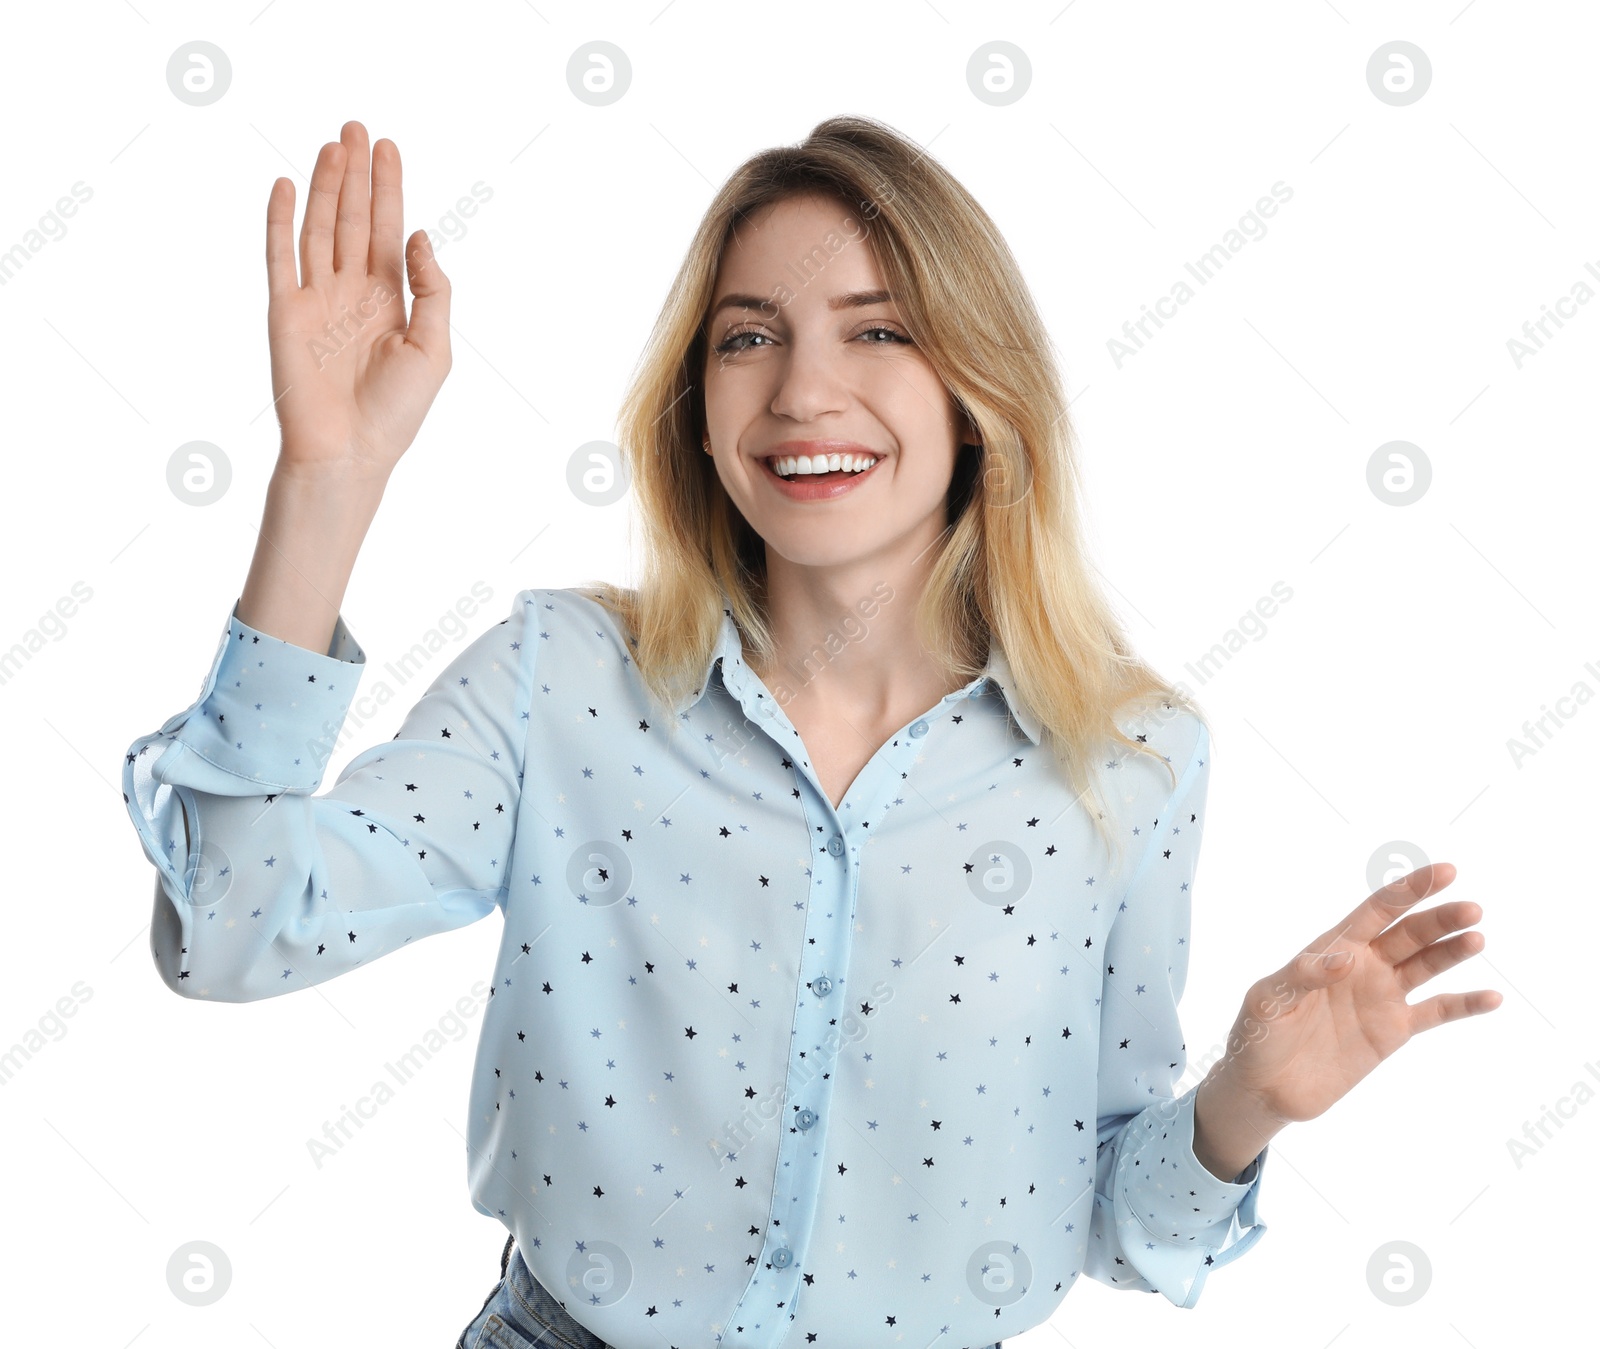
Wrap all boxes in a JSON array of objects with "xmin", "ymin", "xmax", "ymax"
[{"xmin": 121, "ymin": 586, "xmax": 1268, "ymax": 1348}]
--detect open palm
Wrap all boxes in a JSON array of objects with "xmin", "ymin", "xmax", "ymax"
[
  {"xmin": 265, "ymin": 120, "xmax": 452, "ymax": 484},
  {"xmin": 1210, "ymin": 863, "xmax": 1503, "ymax": 1125}
]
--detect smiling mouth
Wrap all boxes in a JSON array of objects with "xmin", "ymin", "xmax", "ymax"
[{"xmin": 763, "ymin": 454, "xmax": 883, "ymax": 482}]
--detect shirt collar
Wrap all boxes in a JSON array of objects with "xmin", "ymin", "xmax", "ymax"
[{"xmin": 673, "ymin": 589, "xmax": 1044, "ymax": 746}]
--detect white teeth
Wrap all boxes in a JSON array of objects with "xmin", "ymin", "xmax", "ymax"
[{"xmin": 770, "ymin": 453, "xmax": 880, "ymax": 478}]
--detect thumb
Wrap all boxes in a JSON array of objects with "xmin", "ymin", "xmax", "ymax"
[
  {"xmin": 403, "ymin": 228, "xmax": 452, "ymax": 365},
  {"xmin": 1293, "ymin": 943, "xmax": 1355, "ymax": 992}
]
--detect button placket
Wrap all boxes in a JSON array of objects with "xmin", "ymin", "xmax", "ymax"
[
  {"xmin": 762, "ymin": 817, "xmax": 858, "ymax": 1298},
  {"xmin": 717, "ymin": 662, "xmax": 848, "ymax": 1325},
  {"xmin": 721, "ymin": 673, "xmax": 974, "ymax": 1340},
  {"xmin": 746, "ymin": 781, "xmax": 876, "ymax": 1327}
]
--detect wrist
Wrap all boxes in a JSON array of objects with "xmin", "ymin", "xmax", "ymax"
[
  {"xmin": 1192, "ymin": 1072, "xmax": 1283, "ymax": 1183},
  {"xmin": 269, "ymin": 457, "xmax": 390, "ymax": 506}
]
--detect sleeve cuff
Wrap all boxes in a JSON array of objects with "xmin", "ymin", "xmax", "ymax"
[
  {"xmin": 1112, "ymin": 1083, "xmax": 1270, "ymax": 1307},
  {"xmin": 156, "ymin": 600, "xmax": 367, "ymax": 794}
]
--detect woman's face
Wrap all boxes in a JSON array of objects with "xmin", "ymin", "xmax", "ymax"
[{"xmin": 701, "ymin": 192, "xmax": 971, "ymax": 573}]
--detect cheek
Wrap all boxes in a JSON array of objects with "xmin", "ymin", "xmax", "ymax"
[
  {"xmin": 872, "ymin": 376, "xmax": 961, "ymax": 450},
  {"xmin": 703, "ymin": 362, "xmax": 771, "ymax": 423}
]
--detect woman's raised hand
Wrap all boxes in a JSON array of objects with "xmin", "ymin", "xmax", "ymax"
[
  {"xmin": 264, "ymin": 120, "xmax": 451, "ymax": 486},
  {"xmin": 1203, "ymin": 863, "xmax": 1501, "ymax": 1129}
]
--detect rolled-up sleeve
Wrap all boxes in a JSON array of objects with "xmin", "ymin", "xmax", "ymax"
[
  {"xmin": 1081, "ymin": 715, "xmax": 1269, "ymax": 1306},
  {"xmin": 120, "ymin": 591, "xmax": 539, "ymax": 1002}
]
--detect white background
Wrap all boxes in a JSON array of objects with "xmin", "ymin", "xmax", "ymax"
[{"xmin": 0, "ymin": 1, "xmax": 1592, "ymax": 1345}]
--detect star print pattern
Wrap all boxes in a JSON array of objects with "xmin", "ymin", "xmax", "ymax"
[{"xmin": 120, "ymin": 586, "xmax": 1268, "ymax": 1349}]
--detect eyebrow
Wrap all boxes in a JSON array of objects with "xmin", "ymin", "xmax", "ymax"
[{"xmin": 707, "ymin": 288, "xmax": 896, "ymax": 321}]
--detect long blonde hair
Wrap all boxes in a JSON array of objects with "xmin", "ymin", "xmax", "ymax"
[{"xmin": 583, "ymin": 113, "xmax": 1208, "ymax": 868}]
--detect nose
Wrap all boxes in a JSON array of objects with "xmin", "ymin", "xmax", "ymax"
[{"xmin": 767, "ymin": 329, "xmax": 851, "ymax": 427}]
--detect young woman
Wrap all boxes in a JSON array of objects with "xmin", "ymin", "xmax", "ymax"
[{"xmin": 121, "ymin": 117, "xmax": 1501, "ymax": 1349}]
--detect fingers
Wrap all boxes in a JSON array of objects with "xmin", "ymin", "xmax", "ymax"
[
  {"xmin": 1393, "ymin": 928, "xmax": 1487, "ymax": 996},
  {"xmin": 1289, "ymin": 864, "xmax": 1472, "ymax": 994},
  {"xmin": 369, "ymin": 137, "xmax": 404, "ymax": 294},
  {"xmin": 1406, "ymin": 987, "xmax": 1504, "ymax": 1032},
  {"xmin": 1373, "ymin": 898, "xmax": 1485, "ymax": 967},
  {"xmin": 331, "ymin": 120, "xmax": 372, "ymax": 276},
  {"xmin": 1316, "ymin": 862, "xmax": 1459, "ymax": 954},
  {"xmin": 300, "ymin": 139, "xmax": 347, "ymax": 285},
  {"xmin": 266, "ymin": 176, "xmax": 297, "ymax": 298},
  {"xmin": 1403, "ymin": 860, "xmax": 1455, "ymax": 901},
  {"xmin": 1369, "ymin": 863, "xmax": 1456, "ymax": 918},
  {"xmin": 403, "ymin": 229, "xmax": 451, "ymax": 365}
]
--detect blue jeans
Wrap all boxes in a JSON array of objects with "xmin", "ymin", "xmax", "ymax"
[
  {"xmin": 456, "ymin": 1235, "xmax": 1003, "ymax": 1349},
  {"xmin": 455, "ymin": 1235, "xmax": 607, "ymax": 1348}
]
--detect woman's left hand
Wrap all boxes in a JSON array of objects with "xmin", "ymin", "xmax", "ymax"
[{"xmin": 1209, "ymin": 863, "xmax": 1503, "ymax": 1126}]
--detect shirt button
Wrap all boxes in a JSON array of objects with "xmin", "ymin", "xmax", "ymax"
[
  {"xmin": 771, "ymin": 1246, "xmax": 793, "ymax": 1269},
  {"xmin": 813, "ymin": 974, "xmax": 833, "ymax": 996},
  {"xmin": 760, "ymin": 703, "xmax": 774, "ymax": 717},
  {"xmin": 827, "ymin": 834, "xmax": 845, "ymax": 857},
  {"xmin": 909, "ymin": 719, "xmax": 928, "ymax": 738},
  {"xmin": 797, "ymin": 1108, "xmax": 817, "ymax": 1131}
]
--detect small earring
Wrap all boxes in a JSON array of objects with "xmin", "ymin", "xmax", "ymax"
[{"xmin": 703, "ymin": 436, "xmax": 712, "ymax": 455}]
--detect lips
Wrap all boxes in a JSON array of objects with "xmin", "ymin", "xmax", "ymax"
[
  {"xmin": 758, "ymin": 441, "xmax": 883, "ymax": 476},
  {"xmin": 760, "ymin": 455, "xmax": 875, "ymax": 479},
  {"xmin": 759, "ymin": 450, "xmax": 883, "ymax": 500},
  {"xmin": 760, "ymin": 439, "xmax": 883, "ymax": 468}
]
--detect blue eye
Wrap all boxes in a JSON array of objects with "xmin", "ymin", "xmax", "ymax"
[
  {"xmin": 714, "ymin": 330, "xmax": 773, "ymax": 355},
  {"xmin": 714, "ymin": 324, "xmax": 912, "ymax": 355},
  {"xmin": 857, "ymin": 325, "xmax": 912, "ymax": 345}
]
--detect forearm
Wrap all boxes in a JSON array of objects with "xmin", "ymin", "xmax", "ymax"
[
  {"xmin": 236, "ymin": 463, "xmax": 388, "ymax": 654},
  {"xmin": 1192, "ymin": 1068, "xmax": 1285, "ymax": 1182}
]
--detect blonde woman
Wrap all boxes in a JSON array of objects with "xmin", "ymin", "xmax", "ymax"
[{"xmin": 121, "ymin": 117, "xmax": 1501, "ymax": 1349}]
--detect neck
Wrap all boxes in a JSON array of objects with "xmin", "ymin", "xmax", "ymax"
[{"xmin": 747, "ymin": 558, "xmax": 965, "ymax": 724}]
